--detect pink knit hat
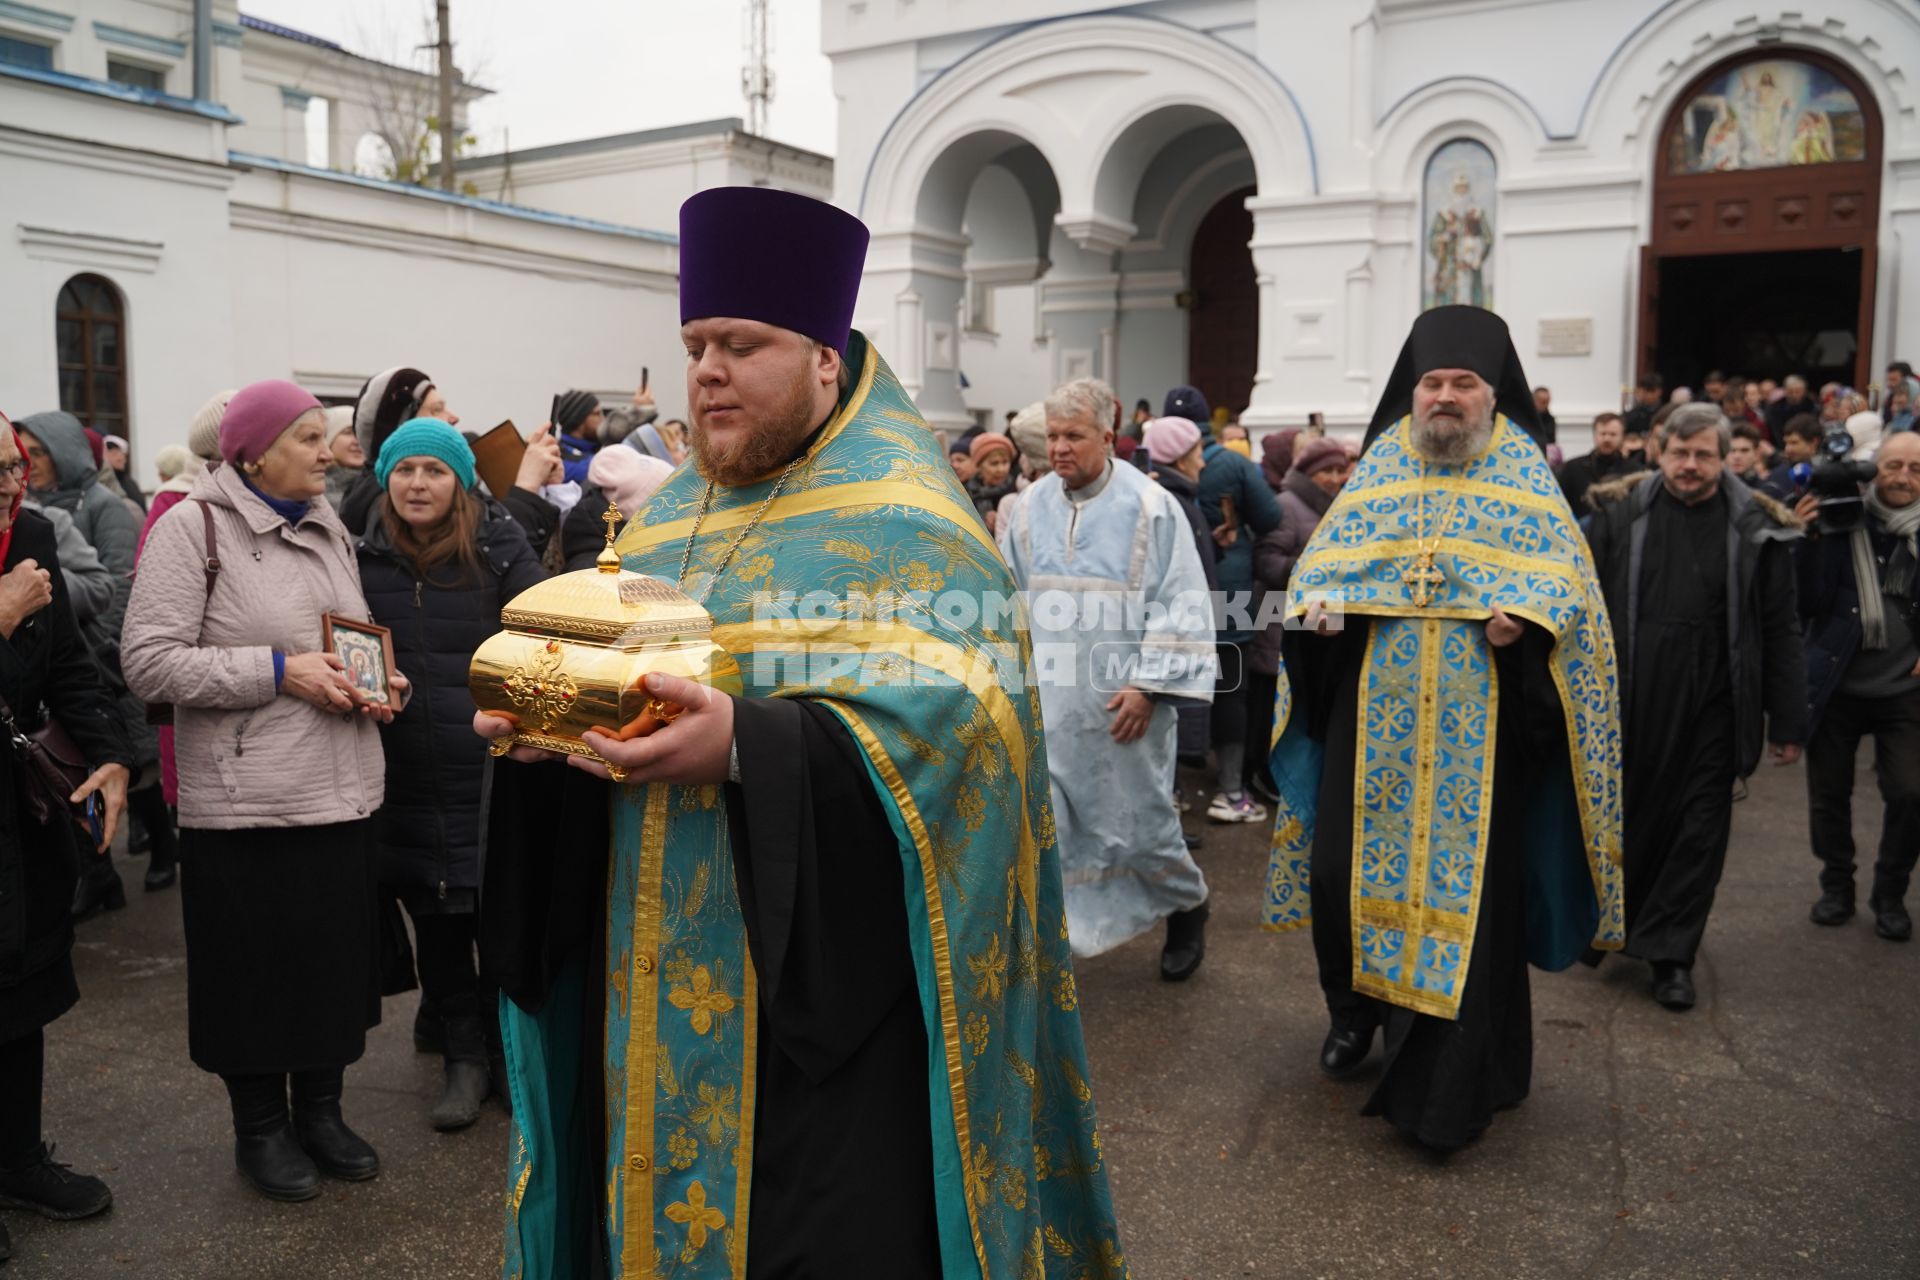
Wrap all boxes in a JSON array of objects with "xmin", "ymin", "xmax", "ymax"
[
  {"xmin": 589, "ymin": 444, "xmax": 676, "ymax": 516},
  {"xmin": 1144, "ymin": 415, "xmax": 1201, "ymax": 465},
  {"xmin": 969, "ymin": 432, "xmax": 1015, "ymax": 464},
  {"xmin": 220, "ymin": 379, "xmax": 322, "ymax": 466}
]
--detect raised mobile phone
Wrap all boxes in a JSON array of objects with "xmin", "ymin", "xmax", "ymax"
[{"xmin": 84, "ymin": 793, "xmax": 103, "ymax": 848}]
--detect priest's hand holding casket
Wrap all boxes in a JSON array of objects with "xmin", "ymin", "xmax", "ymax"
[{"xmin": 472, "ymin": 670, "xmax": 733, "ymax": 784}]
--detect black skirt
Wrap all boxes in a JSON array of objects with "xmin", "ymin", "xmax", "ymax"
[{"xmin": 179, "ymin": 820, "xmax": 382, "ymax": 1075}]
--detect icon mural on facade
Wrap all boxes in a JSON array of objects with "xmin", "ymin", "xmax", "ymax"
[
  {"xmin": 1423, "ymin": 138, "xmax": 1496, "ymax": 312},
  {"xmin": 1666, "ymin": 57, "xmax": 1866, "ymax": 173}
]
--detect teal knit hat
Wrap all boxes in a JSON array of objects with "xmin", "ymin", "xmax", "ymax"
[{"xmin": 375, "ymin": 417, "xmax": 475, "ymax": 491}]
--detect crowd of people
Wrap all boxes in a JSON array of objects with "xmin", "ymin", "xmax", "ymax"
[{"xmin": 0, "ymin": 187, "xmax": 1913, "ymax": 1272}]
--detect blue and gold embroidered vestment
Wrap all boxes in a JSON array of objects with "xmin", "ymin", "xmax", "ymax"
[{"xmin": 1263, "ymin": 415, "xmax": 1626, "ymax": 1019}]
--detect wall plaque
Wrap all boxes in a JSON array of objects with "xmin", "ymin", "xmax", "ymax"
[{"xmin": 1537, "ymin": 316, "xmax": 1593, "ymax": 357}]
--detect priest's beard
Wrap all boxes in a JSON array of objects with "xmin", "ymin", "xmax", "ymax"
[
  {"xmin": 691, "ymin": 372, "xmax": 820, "ymax": 488},
  {"xmin": 1411, "ymin": 403, "xmax": 1494, "ymax": 465}
]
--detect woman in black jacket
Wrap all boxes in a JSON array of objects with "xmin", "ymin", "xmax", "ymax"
[
  {"xmin": 357, "ymin": 419, "xmax": 543, "ymax": 1131},
  {"xmin": 0, "ymin": 417, "xmax": 133, "ymax": 1261}
]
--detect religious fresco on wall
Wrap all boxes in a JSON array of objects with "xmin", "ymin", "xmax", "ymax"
[
  {"xmin": 1422, "ymin": 138, "xmax": 1495, "ymax": 312},
  {"xmin": 1667, "ymin": 58, "xmax": 1867, "ymax": 173}
]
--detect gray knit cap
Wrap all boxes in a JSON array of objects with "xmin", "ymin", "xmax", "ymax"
[{"xmin": 189, "ymin": 389, "xmax": 237, "ymax": 461}]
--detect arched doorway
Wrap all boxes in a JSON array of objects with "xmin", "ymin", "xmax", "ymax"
[
  {"xmin": 1186, "ymin": 186, "xmax": 1257, "ymax": 418},
  {"xmin": 1638, "ymin": 49, "xmax": 1882, "ymax": 392}
]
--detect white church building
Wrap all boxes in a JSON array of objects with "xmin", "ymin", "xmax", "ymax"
[
  {"xmin": 3, "ymin": 0, "xmax": 1916, "ymax": 468},
  {"xmin": 828, "ymin": 0, "xmax": 1920, "ymax": 439}
]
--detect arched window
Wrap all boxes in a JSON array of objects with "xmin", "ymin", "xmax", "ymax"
[
  {"xmin": 1421, "ymin": 139, "xmax": 1496, "ymax": 312},
  {"xmin": 56, "ymin": 275, "xmax": 129, "ymax": 436}
]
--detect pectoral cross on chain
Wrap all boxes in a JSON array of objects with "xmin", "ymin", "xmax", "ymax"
[{"xmin": 1407, "ymin": 551, "xmax": 1446, "ymax": 608}]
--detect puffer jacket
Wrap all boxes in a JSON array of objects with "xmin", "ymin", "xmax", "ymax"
[
  {"xmin": 121, "ymin": 463, "xmax": 388, "ymax": 829},
  {"xmin": 1249, "ymin": 469, "xmax": 1334, "ymax": 677},
  {"xmin": 16, "ymin": 411, "xmax": 140, "ymax": 670},
  {"xmin": 357, "ymin": 505, "xmax": 544, "ymax": 904}
]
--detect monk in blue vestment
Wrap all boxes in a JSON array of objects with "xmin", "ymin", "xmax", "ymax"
[
  {"xmin": 1264, "ymin": 307, "xmax": 1625, "ymax": 1151},
  {"xmin": 475, "ymin": 188, "xmax": 1125, "ymax": 1278}
]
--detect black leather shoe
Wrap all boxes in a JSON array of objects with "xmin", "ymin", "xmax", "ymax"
[
  {"xmin": 1651, "ymin": 962, "xmax": 1696, "ymax": 1011},
  {"xmin": 1872, "ymin": 899, "xmax": 1912, "ymax": 942},
  {"xmin": 1159, "ymin": 900, "xmax": 1209, "ymax": 982},
  {"xmin": 1319, "ymin": 1026, "xmax": 1374, "ymax": 1078},
  {"xmin": 235, "ymin": 1127, "xmax": 320, "ymax": 1202},
  {"xmin": 0, "ymin": 1144, "xmax": 112, "ymax": 1220},
  {"xmin": 1182, "ymin": 832, "xmax": 1202, "ymax": 851},
  {"xmin": 1810, "ymin": 891, "xmax": 1856, "ymax": 927},
  {"xmin": 143, "ymin": 863, "xmax": 177, "ymax": 892}
]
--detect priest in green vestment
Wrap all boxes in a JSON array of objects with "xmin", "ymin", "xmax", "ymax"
[
  {"xmin": 475, "ymin": 187, "xmax": 1126, "ymax": 1279},
  {"xmin": 1263, "ymin": 306, "xmax": 1626, "ymax": 1151}
]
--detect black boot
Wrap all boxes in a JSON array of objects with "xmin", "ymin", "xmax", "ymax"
[
  {"xmin": 69, "ymin": 861, "xmax": 126, "ymax": 923},
  {"xmin": 291, "ymin": 1069, "xmax": 378, "ymax": 1181},
  {"xmin": 412, "ymin": 998, "xmax": 445, "ymax": 1055},
  {"xmin": 481, "ymin": 997, "xmax": 513, "ymax": 1116},
  {"xmin": 133, "ymin": 787, "xmax": 178, "ymax": 892},
  {"xmin": 224, "ymin": 1074, "xmax": 319, "ymax": 1202},
  {"xmin": 1810, "ymin": 888, "xmax": 1855, "ymax": 926},
  {"xmin": 1872, "ymin": 898, "xmax": 1913, "ymax": 942},
  {"xmin": 429, "ymin": 1003, "xmax": 491, "ymax": 1133},
  {"xmin": 1159, "ymin": 899, "xmax": 1210, "ymax": 982},
  {"xmin": 0, "ymin": 1143, "xmax": 112, "ymax": 1220}
]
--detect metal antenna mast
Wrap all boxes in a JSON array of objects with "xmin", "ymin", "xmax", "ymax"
[{"xmin": 741, "ymin": 0, "xmax": 774, "ymax": 137}]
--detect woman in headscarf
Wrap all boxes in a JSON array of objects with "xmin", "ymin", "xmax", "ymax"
[
  {"xmin": 356, "ymin": 419, "xmax": 543, "ymax": 1131},
  {"xmin": 0, "ymin": 412, "xmax": 132, "ymax": 1255},
  {"xmin": 122, "ymin": 381, "xmax": 407, "ymax": 1203},
  {"xmin": 1260, "ymin": 427, "xmax": 1301, "ymax": 492}
]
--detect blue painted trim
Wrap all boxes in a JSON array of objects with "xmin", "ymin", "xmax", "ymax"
[
  {"xmin": 0, "ymin": 58, "xmax": 240, "ymax": 121},
  {"xmin": 92, "ymin": 20, "xmax": 187, "ymax": 59},
  {"xmin": 0, "ymin": 0, "xmax": 72, "ymax": 34},
  {"xmin": 212, "ymin": 20, "xmax": 243, "ymax": 50},
  {"xmin": 279, "ymin": 85, "xmax": 311, "ymax": 110},
  {"xmin": 228, "ymin": 151, "xmax": 681, "ymax": 245},
  {"xmin": 857, "ymin": 7, "xmax": 1320, "ymax": 218},
  {"xmin": 1376, "ymin": 73, "xmax": 1556, "ymax": 141}
]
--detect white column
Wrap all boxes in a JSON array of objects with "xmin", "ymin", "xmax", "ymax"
[
  {"xmin": 1243, "ymin": 194, "xmax": 1382, "ymax": 429},
  {"xmin": 859, "ymin": 226, "xmax": 971, "ymax": 435}
]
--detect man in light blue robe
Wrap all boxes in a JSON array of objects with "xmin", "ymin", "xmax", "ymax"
[{"xmin": 1000, "ymin": 378, "xmax": 1216, "ymax": 979}]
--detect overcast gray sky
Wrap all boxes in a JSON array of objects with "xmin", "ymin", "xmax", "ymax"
[{"xmin": 243, "ymin": 0, "xmax": 840, "ymax": 157}]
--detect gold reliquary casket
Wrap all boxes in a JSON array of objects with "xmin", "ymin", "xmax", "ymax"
[{"xmin": 469, "ymin": 505, "xmax": 741, "ymax": 780}]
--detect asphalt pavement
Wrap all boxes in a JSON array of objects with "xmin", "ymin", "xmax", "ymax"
[{"xmin": 8, "ymin": 753, "xmax": 1915, "ymax": 1279}]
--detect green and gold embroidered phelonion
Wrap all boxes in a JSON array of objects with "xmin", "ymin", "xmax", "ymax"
[
  {"xmin": 501, "ymin": 335, "xmax": 1127, "ymax": 1280},
  {"xmin": 1263, "ymin": 414, "xmax": 1625, "ymax": 1020}
]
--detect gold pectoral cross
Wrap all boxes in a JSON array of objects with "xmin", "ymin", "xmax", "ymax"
[{"xmin": 1407, "ymin": 548, "xmax": 1446, "ymax": 608}]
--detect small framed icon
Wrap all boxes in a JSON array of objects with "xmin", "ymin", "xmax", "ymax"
[{"xmin": 322, "ymin": 614, "xmax": 398, "ymax": 707}]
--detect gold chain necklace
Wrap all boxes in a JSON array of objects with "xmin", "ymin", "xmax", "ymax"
[
  {"xmin": 675, "ymin": 456, "xmax": 805, "ymax": 603},
  {"xmin": 1406, "ymin": 464, "xmax": 1467, "ymax": 608}
]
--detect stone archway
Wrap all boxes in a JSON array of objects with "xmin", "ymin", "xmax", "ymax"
[{"xmin": 855, "ymin": 14, "xmax": 1312, "ymax": 426}]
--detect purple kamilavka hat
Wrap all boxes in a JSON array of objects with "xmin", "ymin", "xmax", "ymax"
[{"xmin": 678, "ymin": 187, "xmax": 871, "ymax": 354}]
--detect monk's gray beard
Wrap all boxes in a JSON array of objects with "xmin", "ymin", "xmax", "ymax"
[
  {"xmin": 690, "ymin": 375, "xmax": 818, "ymax": 487},
  {"xmin": 1410, "ymin": 409, "xmax": 1494, "ymax": 464}
]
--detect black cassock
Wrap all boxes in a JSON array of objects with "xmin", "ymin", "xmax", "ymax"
[
  {"xmin": 1284, "ymin": 619, "xmax": 1567, "ymax": 1151},
  {"xmin": 481, "ymin": 697, "xmax": 940, "ymax": 1279},
  {"xmin": 1621, "ymin": 488, "xmax": 1735, "ymax": 967}
]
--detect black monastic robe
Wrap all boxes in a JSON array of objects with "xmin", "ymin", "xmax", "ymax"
[
  {"xmin": 1285, "ymin": 620, "xmax": 1568, "ymax": 1151},
  {"xmin": 1621, "ymin": 488, "xmax": 1735, "ymax": 967}
]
